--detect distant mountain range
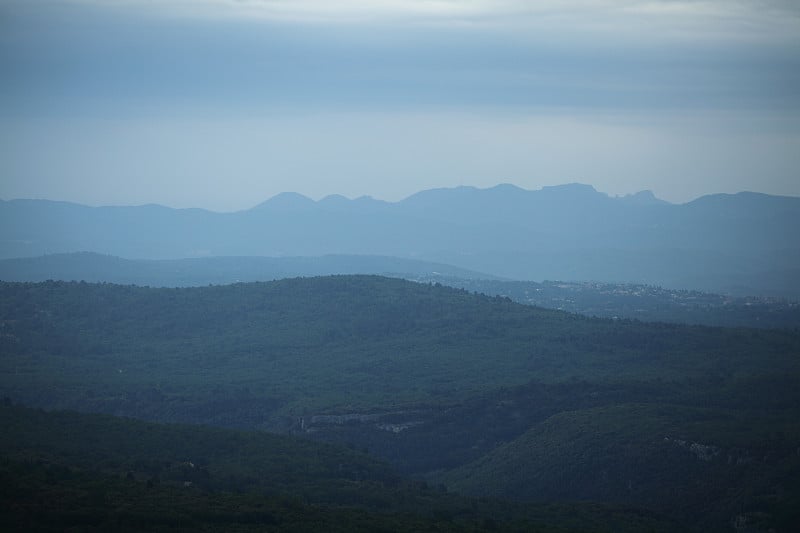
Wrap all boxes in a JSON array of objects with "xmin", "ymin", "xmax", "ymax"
[{"xmin": 2, "ymin": 183, "xmax": 798, "ymax": 296}]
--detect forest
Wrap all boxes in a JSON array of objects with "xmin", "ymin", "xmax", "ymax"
[{"xmin": 1, "ymin": 276, "xmax": 799, "ymax": 531}]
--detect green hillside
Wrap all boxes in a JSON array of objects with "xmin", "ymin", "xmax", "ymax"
[
  {"xmin": 436, "ymin": 403, "xmax": 800, "ymax": 531},
  {"xmin": 2, "ymin": 277, "xmax": 797, "ymax": 417},
  {"xmin": 0, "ymin": 401, "xmax": 395, "ymax": 501},
  {"xmin": 0, "ymin": 403, "xmax": 678, "ymax": 532},
  {"xmin": 1, "ymin": 276, "xmax": 798, "ymax": 531}
]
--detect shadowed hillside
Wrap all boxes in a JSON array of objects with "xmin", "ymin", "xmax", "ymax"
[{"xmin": 1, "ymin": 276, "xmax": 799, "ymax": 530}]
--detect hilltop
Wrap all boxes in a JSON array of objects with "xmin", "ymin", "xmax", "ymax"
[{"xmin": 2, "ymin": 252, "xmax": 798, "ymax": 329}]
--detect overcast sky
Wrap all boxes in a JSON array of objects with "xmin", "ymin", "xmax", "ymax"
[{"xmin": 1, "ymin": 0, "xmax": 799, "ymax": 211}]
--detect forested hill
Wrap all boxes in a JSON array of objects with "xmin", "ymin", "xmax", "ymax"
[
  {"xmin": 2, "ymin": 276, "xmax": 799, "ymax": 531},
  {"xmin": 0, "ymin": 402, "xmax": 678, "ymax": 533},
  {"xmin": 2, "ymin": 276, "xmax": 798, "ymax": 418},
  {"xmin": 2, "ymin": 252, "xmax": 798, "ymax": 329}
]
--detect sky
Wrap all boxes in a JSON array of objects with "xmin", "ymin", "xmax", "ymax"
[{"xmin": 1, "ymin": 0, "xmax": 799, "ymax": 211}]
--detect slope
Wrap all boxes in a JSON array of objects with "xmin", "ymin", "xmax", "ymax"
[
  {"xmin": 2, "ymin": 277, "xmax": 798, "ymax": 421},
  {"xmin": 436, "ymin": 403, "xmax": 800, "ymax": 532},
  {"xmin": 0, "ymin": 402, "xmax": 677, "ymax": 533},
  {"xmin": 1, "ymin": 276, "xmax": 798, "ymax": 531}
]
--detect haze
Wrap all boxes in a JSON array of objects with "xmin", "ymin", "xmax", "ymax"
[{"xmin": 1, "ymin": 0, "xmax": 799, "ymax": 211}]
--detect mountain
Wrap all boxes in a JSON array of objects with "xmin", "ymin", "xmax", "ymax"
[
  {"xmin": 618, "ymin": 190, "xmax": 669, "ymax": 206},
  {"xmin": 2, "ymin": 184, "xmax": 799, "ymax": 296}
]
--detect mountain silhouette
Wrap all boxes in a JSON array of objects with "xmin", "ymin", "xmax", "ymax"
[{"xmin": 1, "ymin": 184, "xmax": 798, "ymax": 296}]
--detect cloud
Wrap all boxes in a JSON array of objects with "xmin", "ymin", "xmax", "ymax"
[
  {"xmin": 4, "ymin": 0, "xmax": 798, "ymax": 118},
  {"xmin": 53, "ymin": 0, "xmax": 800, "ymax": 42},
  {"xmin": 1, "ymin": 0, "xmax": 798, "ymax": 208}
]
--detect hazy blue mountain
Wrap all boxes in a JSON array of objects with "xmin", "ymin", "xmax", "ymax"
[{"xmin": 2, "ymin": 184, "xmax": 798, "ymax": 296}]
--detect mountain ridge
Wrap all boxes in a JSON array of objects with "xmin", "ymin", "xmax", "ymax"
[
  {"xmin": 3, "ymin": 183, "xmax": 670, "ymax": 213},
  {"xmin": 2, "ymin": 183, "xmax": 798, "ymax": 297},
  {"xmin": 10, "ymin": 183, "xmax": 800, "ymax": 213}
]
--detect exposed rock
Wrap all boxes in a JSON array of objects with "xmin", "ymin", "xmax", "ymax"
[
  {"xmin": 664, "ymin": 436, "xmax": 720, "ymax": 461},
  {"xmin": 375, "ymin": 421, "xmax": 423, "ymax": 433}
]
